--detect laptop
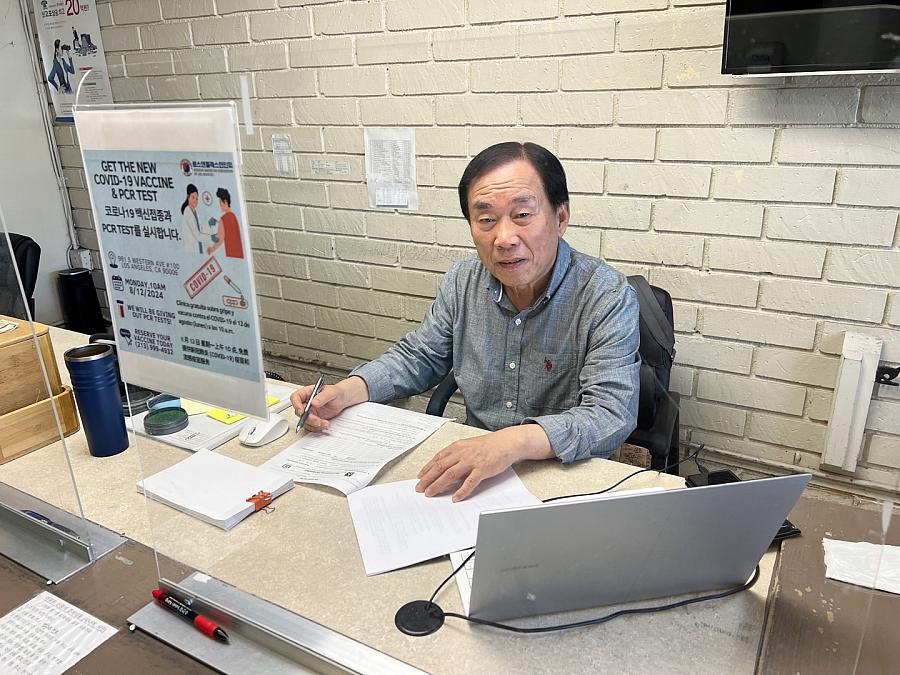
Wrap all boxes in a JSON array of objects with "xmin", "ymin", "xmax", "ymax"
[{"xmin": 458, "ymin": 474, "xmax": 810, "ymax": 621}]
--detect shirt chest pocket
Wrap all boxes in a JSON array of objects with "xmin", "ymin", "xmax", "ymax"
[{"xmin": 522, "ymin": 350, "xmax": 580, "ymax": 414}]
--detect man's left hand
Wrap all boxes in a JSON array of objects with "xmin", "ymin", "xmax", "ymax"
[{"xmin": 415, "ymin": 425, "xmax": 555, "ymax": 502}]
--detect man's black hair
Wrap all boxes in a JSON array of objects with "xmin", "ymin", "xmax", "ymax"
[
  {"xmin": 457, "ymin": 142, "xmax": 568, "ymax": 221},
  {"xmin": 216, "ymin": 187, "xmax": 231, "ymax": 207}
]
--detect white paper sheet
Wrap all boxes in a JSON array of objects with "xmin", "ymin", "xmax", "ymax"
[
  {"xmin": 822, "ymin": 538, "xmax": 900, "ymax": 595},
  {"xmin": 348, "ymin": 468, "xmax": 541, "ymax": 576},
  {"xmin": 263, "ymin": 401, "xmax": 451, "ymax": 494},
  {"xmin": 364, "ymin": 127, "xmax": 418, "ymax": 210},
  {"xmin": 0, "ymin": 592, "xmax": 116, "ymax": 675}
]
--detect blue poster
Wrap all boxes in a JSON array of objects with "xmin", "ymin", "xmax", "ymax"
[{"xmin": 82, "ymin": 149, "xmax": 261, "ymax": 384}]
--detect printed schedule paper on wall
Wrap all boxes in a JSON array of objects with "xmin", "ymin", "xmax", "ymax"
[
  {"xmin": 0, "ymin": 592, "xmax": 117, "ymax": 675},
  {"xmin": 74, "ymin": 104, "xmax": 268, "ymax": 418}
]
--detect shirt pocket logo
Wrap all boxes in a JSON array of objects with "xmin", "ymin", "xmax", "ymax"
[{"xmin": 525, "ymin": 351, "xmax": 579, "ymax": 413}]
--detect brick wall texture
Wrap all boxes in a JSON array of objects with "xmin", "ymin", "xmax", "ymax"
[{"xmin": 54, "ymin": 0, "xmax": 900, "ymax": 495}]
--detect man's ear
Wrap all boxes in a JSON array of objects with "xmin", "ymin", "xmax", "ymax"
[{"xmin": 557, "ymin": 202, "xmax": 570, "ymax": 236}]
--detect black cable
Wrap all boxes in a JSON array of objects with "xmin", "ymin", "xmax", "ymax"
[
  {"xmin": 429, "ymin": 549, "xmax": 475, "ymax": 606},
  {"xmin": 542, "ymin": 443, "xmax": 704, "ymax": 504},
  {"xmin": 440, "ymin": 565, "xmax": 761, "ymax": 634}
]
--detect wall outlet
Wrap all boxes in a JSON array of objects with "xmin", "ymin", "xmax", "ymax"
[{"xmin": 74, "ymin": 248, "xmax": 93, "ymax": 270}]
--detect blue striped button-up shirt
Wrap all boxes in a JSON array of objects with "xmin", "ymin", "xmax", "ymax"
[{"xmin": 353, "ymin": 238, "xmax": 640, "ymax": 462}]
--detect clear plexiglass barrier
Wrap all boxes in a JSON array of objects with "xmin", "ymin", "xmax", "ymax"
[
  {"xmin": 16, "ymin": 10, "xmax": 894, "ymax": 672},
  {"xmin": 0, "ymin": 203, "xmax": 126, "ymax": 585}
]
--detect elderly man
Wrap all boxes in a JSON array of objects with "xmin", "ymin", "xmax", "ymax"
[{"xmin": 291, "ymin": 142, "xmax": 640, "ymax": 501}]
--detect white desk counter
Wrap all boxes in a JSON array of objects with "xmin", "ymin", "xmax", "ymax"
[{"xmin": 0, "ymin": 327, "xmax": 775, "ymax": 674}]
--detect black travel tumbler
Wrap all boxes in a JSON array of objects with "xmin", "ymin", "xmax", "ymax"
[{"xmin": 64, "ymin": 344, "xmax": 129, "ymax": 457}]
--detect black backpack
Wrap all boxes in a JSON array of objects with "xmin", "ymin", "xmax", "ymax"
[{"xmin": 627, "ymin": 276, "xmax": 676, "ymax": 429}]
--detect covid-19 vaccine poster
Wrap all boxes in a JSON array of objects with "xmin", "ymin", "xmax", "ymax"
[{"xmin": 75, "ymin": 104, "xmax": 267, "ymax": 418}]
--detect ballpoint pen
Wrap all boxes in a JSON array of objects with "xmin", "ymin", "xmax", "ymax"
[{"xmin": 296, "ymin": 373, "xmax": 325, "ymax": 433}]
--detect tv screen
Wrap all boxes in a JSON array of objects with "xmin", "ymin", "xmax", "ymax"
[{"xmin": 723, "ymin": 1, "xmax": 900, "ymax": 75}]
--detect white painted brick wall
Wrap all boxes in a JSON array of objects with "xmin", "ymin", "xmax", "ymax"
[
  {"xmin": 766, "ymin": 206, "xmax": 897, "ymax": 246},
  {"xmin": 561, "ymin": 53, "xmax": 663, "ymax": 91},
  {"xmin": 603, "ymin": 232, "xmax": 702, "ymax": 267},
  {"xmin": 250, "ymin": 10, "xmax": 311, "ymax": 41},
  {"xmin": 837, "ymin": 169, "xmax": 900, "ymax": 208},
  {"xmin": 713, "ymin": 166, "xmax": 836, "ymax": 203},
  {"xmin": 753, "ymin": 348, "xmax": 840, "ymax": 388},
  {"xmin": 653, "ymin": 200, "xmax": 763, "ymax": 237},
  {"xmin": 607, "ymin": 164, "xmax": 711, "ymax": 198},
  {"xmin": 558, "ymin": 128, "xmax": 654, "ymax": 160},
  {"xmin": 707, "ymin": 240, "xmax": 826, "ymax": 278},
  {"xmin": 618, "ymin": 90, "xmax": 727, "ymax": 126},
  {"xmin": 702, "ymin": 308, "xmax": 817, "ymax": 349},
  {"xmin": 698, "ymin": 372, "xmax": 806, "ymax": 416},
  {"xmin": 658, "ymin": 128, "xmax": 774, "ymax": 163},
  {"xmin": 55, "ymin": 0, "xmax": 900, "ymax": 497},
  {"xmin": 760, "ymin": 279, "xmax": 887, "ymax": 323}
]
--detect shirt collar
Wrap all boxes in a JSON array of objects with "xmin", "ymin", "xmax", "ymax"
[{"xmin": 488, "ymin": 237, "xmax": 573, "ymax": 308}]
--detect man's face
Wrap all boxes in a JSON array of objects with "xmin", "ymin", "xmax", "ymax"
[{"xmin": 467, "ymin": 159, "xmax": 569, "ymax": 307}]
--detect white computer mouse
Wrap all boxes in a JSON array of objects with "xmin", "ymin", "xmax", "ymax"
[{"xmin": 238, "ymin": 417, "xmax": 290, "ymax": 447}]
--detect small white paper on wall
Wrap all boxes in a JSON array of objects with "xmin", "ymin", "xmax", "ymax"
[
  {"xmin": 272, "ymin": 134, "xmax": 296, "ymax": 178},
  {"xmin": 364, "ymin": 128, "xmax": 418, "ymax": 210}
]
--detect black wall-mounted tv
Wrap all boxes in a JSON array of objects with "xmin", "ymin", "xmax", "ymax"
[{"xmin": 722, "ymin": 1, "xmax": 900, "ymax": 76}]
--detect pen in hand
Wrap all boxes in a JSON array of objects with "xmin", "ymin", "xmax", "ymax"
[
  {"xmin": 296, "ymin": 374, "xmax": 325, "ymax": 433},
  {"xmin": 152, "ymin": 589, "xmax": 229, "ymax": 643}
]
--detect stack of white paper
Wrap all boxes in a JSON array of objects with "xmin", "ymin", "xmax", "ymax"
[
  {"xmin": 263, "ymin": 401, "xmax": 452, "ymax": 494},
  {"xmin": 137, "ymin": 451, "xmax": 293, "ymax": 530}
]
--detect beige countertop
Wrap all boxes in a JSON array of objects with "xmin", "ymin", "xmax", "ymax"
[{"xmin": 0, "ymin": 326, "xmax": 776, "ymax": 674}]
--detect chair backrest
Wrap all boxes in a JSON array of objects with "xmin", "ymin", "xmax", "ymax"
[
  {"xmin": 0, "ymin": 233, "xmax": 41, "ymax": 318},
  {"xmin": 9, "ymin": 234, "xmax": 41, "ymax": 300},
  {"xmin": 626, "ymin": 276, "xmax": 676, "ymax": 430}
]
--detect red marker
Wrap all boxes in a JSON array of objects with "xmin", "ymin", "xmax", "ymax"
[{"xmin": 152, "ymin": 589, "xmax": 229, "ymax": 643}]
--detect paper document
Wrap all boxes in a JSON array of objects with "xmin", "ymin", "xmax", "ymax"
[
  {"xmin": 137, "ymin": 451, "xmax": 294, "ymax": 530},
  {"xmin": 263, "ymin": 401, "xmax": 451, "ymax": 494},
  {"xmin": 364, "ymin": 127, "xmax": 418, "ymax": 210},
  {"xmin": 126, "ymin": 383, "xmax": 294, "ymax": 452},
  {"xmin": 0, "ymin": 592, "xmax": 117, "ymax": 675},
  {"xmin": 348, "ymin": 468, "xmax": 541, "ymax": 575},
  {"xmin": 448, "ymin": 487, "xmax": 668, "ymax": 613},
  {"xmin": 449, "ymin": 548, "xmax": 477, "ymax": 615},
  {"xmin": 823, "ymin": 538, "xmax": 900, "ymax": 595}
]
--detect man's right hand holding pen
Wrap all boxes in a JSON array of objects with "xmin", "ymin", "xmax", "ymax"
[{"xmin": 290, "ymin": 375, "xmax": 369, "ymax": 432}]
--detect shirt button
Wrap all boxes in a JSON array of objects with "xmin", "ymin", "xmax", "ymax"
[
  {"xmin": 505, "ymin": 401, "xmax": 513, "ymax": 409},
  {"xmin": 509, "ymin": 362, "xmax": 516, "ymax": 369},
  {"xmin": 515, "ymin": 318, "xmax": 522, "ymax": 326}
]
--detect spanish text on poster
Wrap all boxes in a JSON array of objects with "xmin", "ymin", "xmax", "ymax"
[
  {"xmin": 32, "ymin": 0, "xmax": 112, "ymax": 123},
  {"xmin": 75, "ymin": 104, "xmax": 267, "ymax": 418}
]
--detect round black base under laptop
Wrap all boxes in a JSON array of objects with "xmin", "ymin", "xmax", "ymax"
[
  {"xmin": 395, "ymin": 600, "xmax": 445, "ymax": 636},
  {"xmin": 144, "ymin": 407, "xmax": 189, "ymax": 436}
]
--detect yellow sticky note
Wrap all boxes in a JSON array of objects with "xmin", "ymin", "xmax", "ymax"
[
  {"xmin": 207, "ymin": 409, "xmax": 246, "ymax": 424},
  {"xmin": 266, "ymin": 396, "xmax": 279, "ymax": 407},
  {"xmin": 181, "ymin": 399, "xmax": 213, "ymax": 416}
]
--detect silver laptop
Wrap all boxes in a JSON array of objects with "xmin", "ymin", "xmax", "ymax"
[{"xmin": 467, "ymin": 474, "xmax": 810, "ymax": 620}]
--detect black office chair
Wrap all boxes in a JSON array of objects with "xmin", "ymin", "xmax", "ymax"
[
  {"xmin": 0, "ymin": 233, "xmax": 41, "ymax": 319},
  {"xmin": 426, "ymin": 283, "xmax": 680, "ymax": 475}
]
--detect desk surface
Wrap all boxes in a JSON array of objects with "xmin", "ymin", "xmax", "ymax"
[
  {"xmin": 0, "ymin": 539, "xmax": 211, "ymax": 674},
  {"xmin": 2, "ymin": 327, "xmax": 777, "ymax": 673}
]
